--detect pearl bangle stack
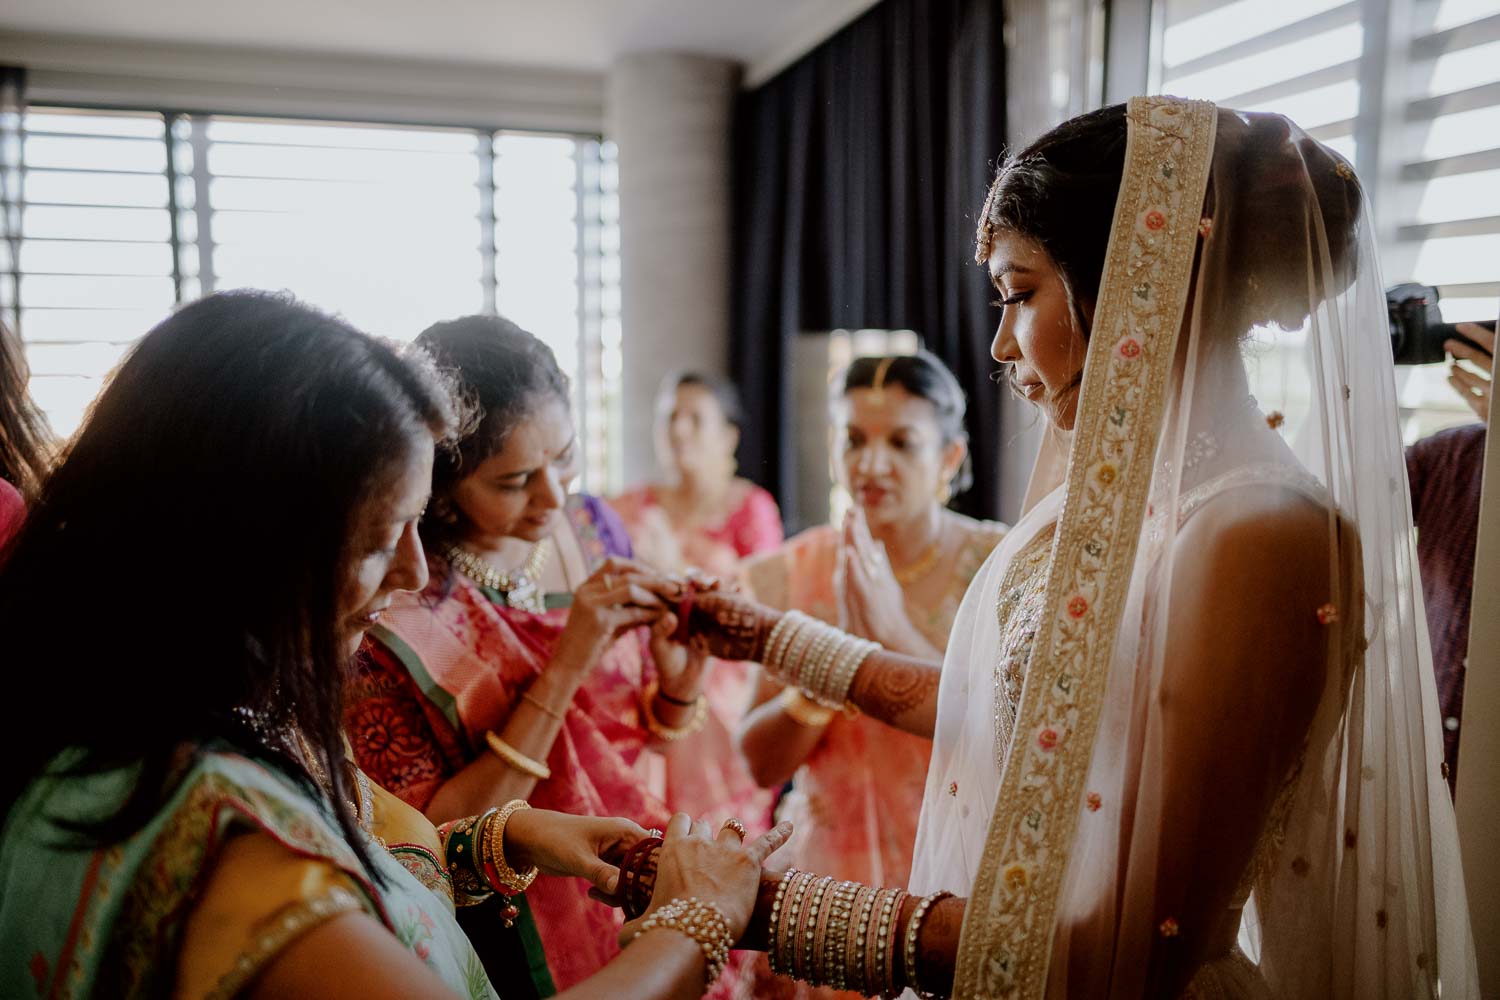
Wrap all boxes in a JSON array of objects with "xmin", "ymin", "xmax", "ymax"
[
  {"xmin": 630, "ymin": 896, "xmax": 734, "ymax": 986},
  {"xmin": 763, "ymin": 610, "xmax": 880, "ymax": 710}
]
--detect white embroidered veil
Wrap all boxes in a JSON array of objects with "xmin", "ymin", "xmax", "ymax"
[{"xmin": 909, "ymin": 97, "xmax": 1478, "ymax": 998}]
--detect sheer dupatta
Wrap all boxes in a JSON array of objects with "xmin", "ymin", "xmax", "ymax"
[{"xmin": 914, "ymin": 97, "xmax": 1477, "ymax": 998}]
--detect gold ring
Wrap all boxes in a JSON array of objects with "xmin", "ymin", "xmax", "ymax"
[{"xmin": 721, "ymin": 817, "xmax": 747, "ymax": 841}]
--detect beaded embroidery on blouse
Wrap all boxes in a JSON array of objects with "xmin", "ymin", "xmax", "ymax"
[{"xmin": 992, "ymin": 526, "xmax": 1056, "ymax": 773}]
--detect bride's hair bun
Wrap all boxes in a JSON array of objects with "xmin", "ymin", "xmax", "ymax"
[
  {"xmin": 977, "ymin": 102, "xmax": 1363, "ymax": 339},
  {"xmin": 1204, "ymin": 109, "xmax": 1363, "ymax": 334}
]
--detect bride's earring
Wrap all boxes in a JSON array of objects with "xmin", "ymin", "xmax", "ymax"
[{"xmin": 936, "ymin": 480, "xmax": 952, "ymax": 505}]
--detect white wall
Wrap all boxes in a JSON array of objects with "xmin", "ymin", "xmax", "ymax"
[{"xmin": 607, "ymin": 52, "xmax": 740, "ymax": 488}]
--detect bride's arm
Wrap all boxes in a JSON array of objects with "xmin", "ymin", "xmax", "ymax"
[
  {"xmin": 1062, "ymin": 487, "xmax": 1335, "ymax": 996},
  {"xmin": 681, "ymin": 591, "xmax": 944, "ymax": 739},
  {"xmin": 845, "ymin": 650, "xmax": 943, "ymax": 737}
]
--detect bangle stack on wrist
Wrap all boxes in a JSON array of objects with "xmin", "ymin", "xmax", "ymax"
[
  {"xmin": 762, "ymin": 610, "xmax": 880, "ymax": 710},
  {"xmin": 764, "ymin": 869, "xmax": 942, "ymax": 998},
  {"xmin": 436, "ymin": 799, "xmax": 539, "ymax": 924}
]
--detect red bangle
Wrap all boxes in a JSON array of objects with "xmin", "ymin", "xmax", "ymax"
[{"xmin": 672, "ymin": 593, "xmax": 695, "ymax": 644}]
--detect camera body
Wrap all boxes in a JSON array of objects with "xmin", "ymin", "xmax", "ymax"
[{"xmin": 1387, "ymin": 283, "xmax": 1494, "ymax": 365}]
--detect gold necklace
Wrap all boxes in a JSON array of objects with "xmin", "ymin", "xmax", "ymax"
[
  {"xmin": 891, "ymin": 535, "xmax": 943, "ymax": 586},
  {"xmin": 443, "ymin": 541, "xmax": 551, "ymax": 613}
]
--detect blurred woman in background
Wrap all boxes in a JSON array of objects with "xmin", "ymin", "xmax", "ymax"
[
  {"xmin": 736, "ymin": 350, "xmax": 1004, "ymax": 1000},
  {"xmin": 611, "ymin": 371, "xmax": 783, "ymax": 837},
  {"xmin": 0, "ymin": 319, "xmax": 53, "ymax": 544}
]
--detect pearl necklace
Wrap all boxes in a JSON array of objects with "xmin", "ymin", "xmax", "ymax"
[{"xmin": 443, "ymin": 541, "xmax": 551, "ymax": 613}]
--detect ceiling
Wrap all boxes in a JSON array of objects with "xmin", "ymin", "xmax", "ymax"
[{"xmin": 0, "ymin": 0, "xmax": 880, "ymax": 83}]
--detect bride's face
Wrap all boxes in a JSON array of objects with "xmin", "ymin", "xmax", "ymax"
[{"xmin": 986, "ymin": 231, "xmax": 1088, "ymax": 430}]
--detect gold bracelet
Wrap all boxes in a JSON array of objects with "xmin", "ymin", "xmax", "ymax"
[
  {"xmin": 484, "ymin": 731, "xmax": 552, "ymax": 781},
  {"xmin": 630, "ymin": 896, "xmax": 733, "ymax": 986},
  {"xmin": 640, "ymin": 679, "xmax": 708, "ymax": 742},
  {"xmin": 778, "ymin": 686, "xmax": 836, "ymax": 727},
  {"xmin": 482, "ymin": 799, "xmax": 540, "ymax": 895},
  {"xmin": 520, "ymin": 689, "xmax": 566, "ymax": 721}
]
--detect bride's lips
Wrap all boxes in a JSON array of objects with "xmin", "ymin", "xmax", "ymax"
[
  {"xmin": 1018, "ymin": 379, "xmax": 1045, "ymax": 399},
  {"xmin": 858, "ymin": 485, "xmax": 890, "ymax": 506}
]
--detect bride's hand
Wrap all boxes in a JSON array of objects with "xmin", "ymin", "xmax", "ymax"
[
  {"xmin": 676, "ymin": 588, "xmax": 779, "ymax": 662},
  {"xmin": 649, "ymin": 572, "xmax": 733, "ymax": 701},
  {"xmin": 501, "ymin": 808, "xmax": 652, "ymax": 896},
  {"xmin": 619, "ymin": 813, "xmax": 794, "ymax": 945},
  {"xmin": 553, "ymin": 558, "xmax": 681, "ymax": 676}
]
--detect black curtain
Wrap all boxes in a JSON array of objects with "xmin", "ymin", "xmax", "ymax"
[{"xmin": 731, "ymin": 0, "xmax": 1008, "ymax": 529}]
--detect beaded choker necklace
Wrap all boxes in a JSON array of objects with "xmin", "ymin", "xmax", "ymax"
[{"xmin": 443, "ymin": 542, "xmax": 551, "ymax": 613}]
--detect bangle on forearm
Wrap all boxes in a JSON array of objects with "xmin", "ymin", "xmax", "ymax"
[
  {"xmin": 630, "ymin": 896, "xmax": 734, "ymax": 987},
  {"xmin": 655, "ymin": 685, "xmax": 699, "ymax": 708},
  {"xmin": 484, "ymin": 730, "xmax": 552, "ymax": 781},
  {"xmin": 779, "ymin": 686, "xmax": 837, "ymax": 727},
  {"xmin": 762, "ymin": 610, "xmax": 881, "ymax": 709},
  {"xmin": 764, "ymin": 871, "xmax": 912, "ymax": 999},
  {"xmin": 481, "ymin": 799, "xmax": 539, "ymax": 896},
  {"xmin": 904, "ymin": 891, "xmax": 953, "ymax": 998},
  {"xmin": 437, "ymin": 810, "xmax": 496, "ymax": 907},
  {"xmin": 520, "ymin": 689, "xmax": 566, "ymax": 721},
  {"xmin": 641, "ymin": 679, "xmax": 707, "ymax": 741},
  {"xmin": 614, "ymin": 835, "xmax": 664, "ymax": 919}
]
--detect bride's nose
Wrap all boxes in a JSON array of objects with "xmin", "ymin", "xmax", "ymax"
[{"xmin": 991, "ymin": 318, "xmax": 1020, "ymax": 365}]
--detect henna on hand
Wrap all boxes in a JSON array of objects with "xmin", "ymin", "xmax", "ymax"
[{"xmin": 681, "ymin": 590, "xmax": 777, "ymax": 662}]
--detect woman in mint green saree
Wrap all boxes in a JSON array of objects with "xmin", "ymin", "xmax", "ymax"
[{"xmin": 0, "ymin": 291, "xmax": 786, "ymax": 1000}]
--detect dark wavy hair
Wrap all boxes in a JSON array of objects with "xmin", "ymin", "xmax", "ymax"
[
  {"xmin": 0, "ymin": 318, "xmax": 55, "ymax": 500},
  {"xmin": 976, "ymin": 103, "xmax": 1363, "ymax": 342},
  {"xmin": 413, "ymin": 314, "xmax": 569, "ymax": 555},
  {"xmin": 842, "ymin": 350, "xmax": 973, "ymax": 498},
  {"xmin": 0, "ymin": 291, "xmax": 455, "ymax": 874}
]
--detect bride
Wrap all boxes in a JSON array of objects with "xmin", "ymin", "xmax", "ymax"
[{"xmin": 673, "ymin": 97, "xmax": 1478, "ymax": 997}]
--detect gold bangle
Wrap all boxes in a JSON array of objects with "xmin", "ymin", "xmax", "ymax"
[
  {"xmin": 484, "ymin": 731, "xmax": 552, "ymax": 781},
  {"xmin": 778, "ymin": 686, "xmax": 836, "ymax": 728},
  {"xmin": 482, "ymin": 799, "xmax": 539, "ymax": 895},
  {"xmin": 640, "ymin": 679, "xmax": 707, "ymax": 741},
  {"xmin": 520, "ymin": 689, "xmax": 566, "ymax": 721}
]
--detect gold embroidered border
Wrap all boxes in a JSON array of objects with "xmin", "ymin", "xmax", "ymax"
[{"xmin": 953, "ymin": 96, "xmax": 1218, "ymax": 998}]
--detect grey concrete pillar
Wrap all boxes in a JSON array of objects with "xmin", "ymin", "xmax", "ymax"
[{"xmin": 606, "ymin": 52, "xmax": 740, "ymax": 488}]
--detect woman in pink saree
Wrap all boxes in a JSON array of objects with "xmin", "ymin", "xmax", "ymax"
[
  {"xmin": 736, "ymin": 351, "xmax": 1005, "ymax": 1000},
  {"xmin": 345, "ymin": 316, "xmax": 728, "ymax": 996},
  {"xmin": 611, "ymin": 372, "xmax": 782, "ymax": 837}
]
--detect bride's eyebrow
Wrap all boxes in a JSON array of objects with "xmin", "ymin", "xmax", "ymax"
[{"xmin": 989, "ymin": 262, "xmax": 1034, "ymax": 288}]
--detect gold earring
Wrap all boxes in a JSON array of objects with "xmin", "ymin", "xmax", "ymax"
[{"xmin": 936, "ymin": 482, "xmax": 952, "ymax": 505}]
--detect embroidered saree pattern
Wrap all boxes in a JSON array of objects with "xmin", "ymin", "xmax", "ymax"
[
  {"xmin": 349, "ymin": 494, "xmax": 673, "ymax": 992},
  {"xmin": 1, "ymin": 750, "xmax": 496, "ymax": 1000},
  {"xmin": 954, "ymin": 96, "xmax": 1218, "ymax": 998}
]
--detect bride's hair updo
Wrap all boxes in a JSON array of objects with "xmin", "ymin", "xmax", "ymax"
[{"xmin": 976, "ymin": 102, "xmax": 1363, "ymax": 340}]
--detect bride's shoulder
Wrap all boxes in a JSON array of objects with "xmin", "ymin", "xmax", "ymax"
[{"xmin": 1172, "ymin": 481, "xmax": 1339, "ymax": 621}]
